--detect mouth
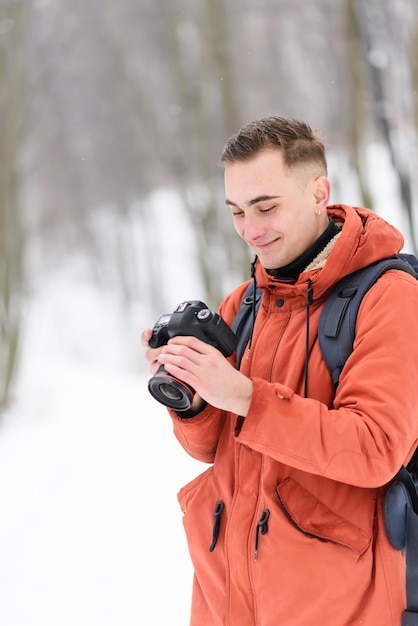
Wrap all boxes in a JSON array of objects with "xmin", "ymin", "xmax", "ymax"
[{"xmin": 252, "ymin": 237, "xmax": 280, "ymax": 251}]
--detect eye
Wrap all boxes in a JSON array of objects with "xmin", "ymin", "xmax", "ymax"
[
  {"xmin": 232, "ymin": 209, "xmax": 244, "ymax": 217},
  {"xmin": 260, "ymin": 205, "xmax": 275, "ymax": 214}
]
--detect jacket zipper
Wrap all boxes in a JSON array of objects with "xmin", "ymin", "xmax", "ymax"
[
  {"xmin": 254, "ymin": 508, "xmax": 270, "ymax": 560},
  {"xmin": 209, "ymin": 500, "xmax": 224, "ymax": 552}
]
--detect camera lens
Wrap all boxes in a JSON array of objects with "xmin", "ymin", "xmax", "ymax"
[
  {"xmin": 148, "ymin": 365, "xmax": 195, "ymax": 411},
  {"xmin": 158, "ymin": 382, "xmax": 183, "ymax": 402}
]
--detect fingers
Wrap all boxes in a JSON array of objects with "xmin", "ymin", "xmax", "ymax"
[
  {"xmin": 142, "ymin": 328, "xmax": 163, "ymax": 375},
  {"xmin": 141, "ymin": 328, "xmax": 153, "ymax": 347},
  {"xmin": 142, "ymin": 332, "xmax": 211, "ymax": 378},
  {"xmin": 158, "ymin": 338, "xmax": 223, "ymax": 392},
  {"xmin": 160, "ymin": 337, "xmax": 213, "ymax": 372},
  {"xmin": 166, "ymin": 335, "xmax": 211, "ymax": 354}
]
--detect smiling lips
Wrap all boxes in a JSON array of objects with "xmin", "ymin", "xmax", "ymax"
[{"xmin": 251, "ymin": 236, "xmax": 281, "ymax": 250}]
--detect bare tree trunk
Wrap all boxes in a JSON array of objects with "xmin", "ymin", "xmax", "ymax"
[
  {"xmin": 344, "ymin": 0, "xmax": 373, "ymax": 210},
  {"xmin": 0, "ymin": 2, "xmax": 28, "ymax": 407},
  {"xmin": 159, "ymin": 0, "xmax": 250, "ymax": 305},
  {"xmin": 353, "ymin": 0, "xmax": 418, "ymax": 253}
]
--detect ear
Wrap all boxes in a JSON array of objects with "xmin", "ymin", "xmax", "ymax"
[{"xmin": 313, "ymin": 176, "xmax": 331, "ymax": 209}]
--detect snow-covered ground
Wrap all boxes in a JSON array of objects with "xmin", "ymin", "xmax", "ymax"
[{"xmin": 0, "ymin": 270, "xmax": 205, "ymax": 626}]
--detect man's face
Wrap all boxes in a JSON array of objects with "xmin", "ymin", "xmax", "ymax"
[{"xmin": 224, "ymin": 149, "xmax": 329, "ymax": 270}]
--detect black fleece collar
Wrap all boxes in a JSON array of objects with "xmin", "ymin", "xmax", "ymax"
[{"xmin": 266, "ymin": 217, "xmax": 339, "ymax": 281}]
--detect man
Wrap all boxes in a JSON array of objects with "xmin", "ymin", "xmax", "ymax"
[{"xmin": 142, "ymin": 117, "xmax": 418, "ymax": 625}]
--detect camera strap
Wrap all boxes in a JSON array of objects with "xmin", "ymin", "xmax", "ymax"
[{"xmin": 231, "ymin": 283, "xmax": 262, "ymax": 370}]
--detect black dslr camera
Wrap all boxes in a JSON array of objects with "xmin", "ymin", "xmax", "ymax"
[{"xmin": 148, "ymin": 300, "xmax": 238, "ymax": 411}]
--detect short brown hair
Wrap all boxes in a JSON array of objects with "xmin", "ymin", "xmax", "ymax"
[{"xmin": 219, "ymin": 116, "xmax": 327, "ymax": 174}]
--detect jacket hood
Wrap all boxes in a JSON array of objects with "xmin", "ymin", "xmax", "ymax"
[{"xmin": 255, "ymin": 204, "xmax": 405, "ymax": 299}]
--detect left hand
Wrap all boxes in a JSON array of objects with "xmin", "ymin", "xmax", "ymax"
[{"xmin": 157, "ymin": 335, "xmax": 253, "ymax": 416}]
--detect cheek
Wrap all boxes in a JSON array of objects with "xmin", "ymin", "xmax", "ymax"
[
  {"xmin": 292, "ymin": 215, "xmax": 319, "ymax": 251},
  {"xmin": 232, "ymin": 218, "xmax": 245, "ymax": 240}
]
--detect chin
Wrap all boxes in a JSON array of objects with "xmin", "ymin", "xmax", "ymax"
[{"xmin": 259, "ymin": 255, "xmax": 283, "ymax": 270}]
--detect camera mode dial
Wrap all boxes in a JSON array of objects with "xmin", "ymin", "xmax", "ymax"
[{"xmin": 196, "ymin": 309, "xmax": 212, "ymax": 322}]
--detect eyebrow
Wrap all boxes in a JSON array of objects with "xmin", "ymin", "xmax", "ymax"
[{"xmin": 225, "ymin": 194, "xmax": 281, "ymax": 208}]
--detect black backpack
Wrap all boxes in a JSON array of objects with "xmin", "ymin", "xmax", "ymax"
[{"xmin": 232, "ymin": 253, "xmax": 418, "ymax": 625}]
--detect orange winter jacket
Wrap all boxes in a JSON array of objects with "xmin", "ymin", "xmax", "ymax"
[{"xmin": 171, "ymin": 205, "xmax": 418, "ymax": 626}]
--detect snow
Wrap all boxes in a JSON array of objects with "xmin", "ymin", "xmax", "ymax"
[{"xmin": 0, "ymin": 270, "xmax": 205, "ymax": 626}]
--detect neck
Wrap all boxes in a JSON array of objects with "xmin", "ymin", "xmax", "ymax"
[{"xmin": 266, "ymin": 218, "xmax": 339, "ymax": 281}]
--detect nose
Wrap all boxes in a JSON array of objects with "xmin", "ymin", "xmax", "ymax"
[{"xmin": 243, "ymin": 214, "xmax": 265, "ymax": 242}]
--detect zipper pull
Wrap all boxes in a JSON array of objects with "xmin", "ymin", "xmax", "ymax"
[
  {"xmin": 254, "ymin": 509, "xmax": 270, "ymax": 560},
  {"xmin": 209, "ymin": 501, "xmax": 224, "ymax": 552}
]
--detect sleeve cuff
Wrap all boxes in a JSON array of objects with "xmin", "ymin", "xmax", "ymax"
[{"xmin": 174, "ymin": 400, "xmax": 208, "ymax": 419}]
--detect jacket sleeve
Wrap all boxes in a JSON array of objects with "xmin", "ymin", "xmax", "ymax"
[
  {"xmin": 236, "ymin": 271, "xmax": 418, "ymax": 488},
  {"xmin": 169, "ymin": 405, "xmax": 226, "ymax": 464}
]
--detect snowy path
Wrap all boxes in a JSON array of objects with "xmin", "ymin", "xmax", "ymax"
[{"xmin": 0, "ymin": 282, "xmax": 204, "ymax": 626}]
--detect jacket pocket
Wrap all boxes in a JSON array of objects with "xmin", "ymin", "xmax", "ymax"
[
  {"xmin": 276, "ymin": 477, "xmax": 371, "ymax": 555},
  {"xmin": 178, "ymin": 465, "xmax": 215, "ymax": 514},
  {"xmin": 178, "ymin": 466, "xmax": 227, "ymax": 554}
]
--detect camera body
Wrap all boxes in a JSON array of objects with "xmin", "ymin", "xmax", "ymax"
[{"xmin": 148, "ymin": 300, "xmax": 238, "ymax": 411}]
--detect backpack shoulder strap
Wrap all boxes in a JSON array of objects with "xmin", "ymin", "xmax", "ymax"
[
  {"xmin": 403, "ymin": 505, "xmax": 418, "ymax": 624},
  {"xmin": 319, "ymin": 255, "xmax": 417, "ymax": 389},
  {"xmin": 319, "ymin": 254, "xmax": 418, "ymax": 619},
  {"xmin": 231, "ymin": 281, "xmax": 262, "ymax": 369}
]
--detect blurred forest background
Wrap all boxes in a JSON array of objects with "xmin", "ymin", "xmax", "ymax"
[{"xmin": 1, "ymin": 0, "xmax": 418, "ymax": 407}]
